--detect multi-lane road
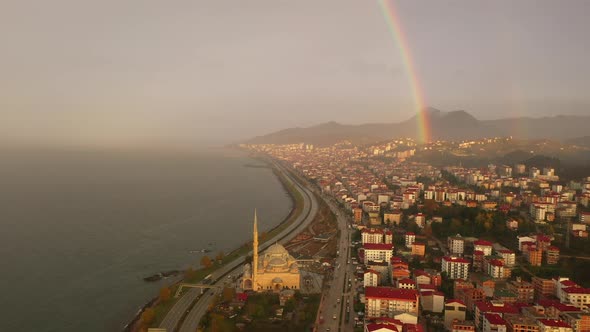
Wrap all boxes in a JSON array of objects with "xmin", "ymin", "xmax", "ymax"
[
  {"xmin": 159, "ymin": 162, "xmax": 319, "ymax": 332},
  {"xmin": 318, "ymin": 195, "xmax": 357, "ymax": 332}
]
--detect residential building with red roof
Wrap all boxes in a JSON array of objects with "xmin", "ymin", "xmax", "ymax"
[
  {"xmin": 474, "ymin": 301, "xmax": 519, "ymax": 330},
  {"xmin": 483, "ymin": 313, "xmax": 507, "ymax": 332},
  {"xmin": 365, "ymin": 287, "xmax": 419, "ymax": 317},
  {"xmin": 560, "ymin": 287, "xmax": 590, "ymax": 309},
  {"xmin": 363, "ymin": 243, "xmax": 394, "ymax": 265},
  {"xmin": 442, "ymin": 256, "xmax": 470, "ymax": 280},
  {"xmin": 474, "ymin": 240, "xmax": 494, "ymax": 256}
]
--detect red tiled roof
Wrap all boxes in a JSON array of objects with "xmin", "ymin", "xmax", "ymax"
[
  {"xmin": 563, "ymin": 287, "xmax": 590, "ymax": 294},
  {"xmin": 474, "ymin": 240, "xmax": 493, "ymax": 246},
  {"xmin": 399, "ymin": 278, "xmax": 416, "ymax": 285},
  {"xmin": 475, "ymin": 301, "xmax": 519, "ymax": 314},
  {"xmin": 418, "ymin": 284, "xmax": 436, "ymax": 291},
  {"xmin": 445, "ymin": 299, "xmax": 466, "ymax": 306},
  {"xmin": 364, "ymin": 243, "xmax": 394, "ymax": 251},
  {"xmin": 488, "ymin": 259, "xmax": 504, "ymax": 267},
  {"xmin": 560, "ymin": 280, "xmax": 578, "ymax": 287},
  {"xmin": 366, "ymin": 323, "xmax": 398, "ymax": 332},
  {"xmin": 538, "ymin": 319, "xmax": 571, "ymax": 328},
  {"xmin": 365, "ymin": 287, "xmax": 419, "ymax": 301},
  {"xmin": 443, "ymin": 256, "xmax": 470, "ymax": 264},
  {"xmin": 485, "ymin": 313, "xmax": 506, "ymax": 325}
]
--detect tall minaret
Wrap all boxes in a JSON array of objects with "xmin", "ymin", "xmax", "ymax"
[{"xmin": 252, "ymin": 209, "xmax": 259, "ymax": 290}]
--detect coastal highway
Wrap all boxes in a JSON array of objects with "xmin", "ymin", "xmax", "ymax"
[
  {"xmin": 159, "ymin": 161, "xmax": 318, "ymax": 332},
  {"xmin": 319, "ymin": 195, "xmax": 354, "ymax": 332}
]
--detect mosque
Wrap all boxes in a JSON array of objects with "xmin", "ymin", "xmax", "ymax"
[{"xmin": 241, "ymin": 210, "xmax": 300, "ymax": 292}]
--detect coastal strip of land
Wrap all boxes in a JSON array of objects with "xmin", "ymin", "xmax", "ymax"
[{"xmin": 125, "ymin": 155, "xmax": 316, "ymax": 332}]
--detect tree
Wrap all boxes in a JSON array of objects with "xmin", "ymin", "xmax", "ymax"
[
  {"xmin": 140, "ymin": 308, "xmax": 155, "ymax": 326},
  {"xmin": 201, "ymin": 255, "xmax": 212, "ymax": 268},
  {"xmin": 159, "ymin": 286, "xmax": 171, "ymax": 302}
]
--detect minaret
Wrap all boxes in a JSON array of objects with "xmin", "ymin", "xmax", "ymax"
[{"xmin": 252, "ymin": 209, "xmax": 259, "ymax": 290}]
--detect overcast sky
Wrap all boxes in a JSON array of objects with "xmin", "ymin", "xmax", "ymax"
[{"xmin": 1, "ymin": 0, "xmax": 589, "ymax": 147}]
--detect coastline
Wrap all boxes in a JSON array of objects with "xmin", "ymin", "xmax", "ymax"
[{"xmin": 125, "ymin": 152, "xmax": 303, "ymax": 332}]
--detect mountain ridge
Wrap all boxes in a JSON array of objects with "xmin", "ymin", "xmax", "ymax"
[{"xmin": 245, "ymin": 109, "xmax": 590, "ymax": 146}]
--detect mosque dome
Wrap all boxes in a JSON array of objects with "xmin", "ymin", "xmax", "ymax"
[
  {"xmin": 266, "ymin": 243, "xmax": 289, "ymax": 256},
  {"xmin": 269, "ymin": 257, "xmax": 287, "ymax": 267}
]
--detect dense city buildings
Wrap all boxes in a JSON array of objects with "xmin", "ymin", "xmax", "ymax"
[{"xmin": 242, "ymin": 138, "xmax": 590, "ymax": 332}]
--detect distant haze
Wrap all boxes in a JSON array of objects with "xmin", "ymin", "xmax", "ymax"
[{"xmin": 1, "ymin": 0, "xmax": 589, "ymax": 148}]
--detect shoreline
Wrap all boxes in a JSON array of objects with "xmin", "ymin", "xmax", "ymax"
[{"xmin": 124, "ymin": 152, "xmax": 302, "ymax": 332}]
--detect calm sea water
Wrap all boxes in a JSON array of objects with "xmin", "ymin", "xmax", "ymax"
[{"xmin": 0, "ymin": 147, "xmax": 292, "ymax": 332}]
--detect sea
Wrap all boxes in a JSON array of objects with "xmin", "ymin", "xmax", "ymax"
[{"xmin": 0, "ymin": 147, "xmax": 292, "ymax": 332}]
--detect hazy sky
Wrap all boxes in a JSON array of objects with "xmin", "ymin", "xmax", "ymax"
[{"xmin": 1, "ymin": 0, "xmax": 589, "ymax": 147}]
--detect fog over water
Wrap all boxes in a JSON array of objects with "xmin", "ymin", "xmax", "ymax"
[{"xmin": 0, "ymin": 147, "xmax": 292, "ymax": 331}]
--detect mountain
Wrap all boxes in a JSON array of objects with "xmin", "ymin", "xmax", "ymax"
[{"xmin": 245, "ymin": 109, "xmax": 590, "ymax": 146}]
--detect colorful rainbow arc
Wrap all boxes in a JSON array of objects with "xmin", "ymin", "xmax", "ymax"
[{"xmin": 378, "ymin": 0, "xmax": 431, "ymax": 144}]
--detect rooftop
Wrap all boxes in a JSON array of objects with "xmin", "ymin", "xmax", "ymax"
[
  {"xmin": 485, "ymin": 313, "xmax": 506, "ymax": 325},
  {"xmin": 365, "ymin": 286, "xmax": 419, "ymax": 301},
  {"xmin": 538, "ymin": 319, "xmax": 571, "ymax": 328}
]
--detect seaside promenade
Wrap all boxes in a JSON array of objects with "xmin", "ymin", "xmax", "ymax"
[{"xmin": 159, "ymin": 161, "xmax": 319, "ymax": 332}]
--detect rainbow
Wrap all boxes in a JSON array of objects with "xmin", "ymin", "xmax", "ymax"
[{"xmin": 378, "ymin": 0, "xmax": 431, "ymax": 143}]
